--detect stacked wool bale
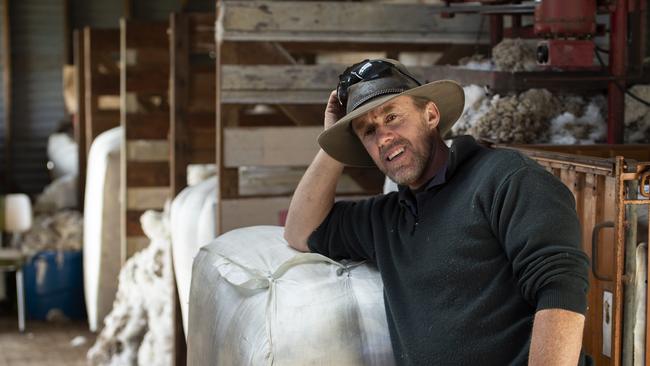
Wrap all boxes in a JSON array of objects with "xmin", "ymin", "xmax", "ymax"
[
  {"xmin": 452, "ymin": 87, "xmax": 606, "ymax": 144},
  {"xmin": 87, "ymin": 210, "xmax": 173, "ymax": 366},
  {"xmin": 624, "ymin": 85, "xmax": 650, "ymax": 143}
]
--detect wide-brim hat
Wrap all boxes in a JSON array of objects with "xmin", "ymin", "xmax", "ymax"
[{"xmin": 318, "ymin": 60, "xmax": 464, "ymax": 167}]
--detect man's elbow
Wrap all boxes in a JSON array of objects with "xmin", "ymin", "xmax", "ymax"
[{"xmin": 283, "ymin": 227, "xmax": 310, "ymax": 253}]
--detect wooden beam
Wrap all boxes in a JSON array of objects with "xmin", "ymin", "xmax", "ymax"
[
  {"xmin": 219, "ymin": 1, "xmax": 489, "ymax": 44},
  {"xmin": 171, "ymin": 12, "xmax": 190, "ymax": 197},
  {"xmin": 121, "ymin": 19, "xmax": 171, "ymax": 264},
  {"xmin": 84, "ymin": 28, "xmax": 120, "ymax": 156},
  {"xmin": 224, "ymin": 126, "xmax": 321, "ymax": 167},
  {"xmin": 221, "ymin": 197, "xmax": 292, "ymax": 232},
  {"xmin": 219, "ymin": 64, "xmax": 614, "ymax": 104},
  {"xmin": 73, "ymin": 30, "xmax": 86, "ymax": 210}
]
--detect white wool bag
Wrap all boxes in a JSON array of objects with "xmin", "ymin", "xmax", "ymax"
[
  {"xmin": 187, "ymin": 226, "xmax": 394, "ymax": 366},
  {"xmin": 83, "ymin": 127, "xmax": 122, "ymax": 332},
  {"xmin": 170, "ymin": 176, "xmax": 218, "ymax": 335}
]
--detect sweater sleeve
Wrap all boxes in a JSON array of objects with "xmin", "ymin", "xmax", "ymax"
[
  {"xmin": 491, "ymin": 162, "xmax": 590, "ymax": 314},
  {"xmin": 307, "ymin": 197, "xmax": 381, "ymax": 262}
]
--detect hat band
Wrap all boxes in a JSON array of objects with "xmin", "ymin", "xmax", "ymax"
[{"xmin": 348, "ymin": 87, "xmax": 407, "ymax": 113}]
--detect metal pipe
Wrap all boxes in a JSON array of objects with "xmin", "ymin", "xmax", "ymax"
[
  {"xmin": 489, "ymin": 14, "xmax": 504, "ymax": 49},
  {"xmin": 622, "ymin": 181, "xmax": 638, "ymax": 366},
  {"xmin": 607, "ymin": 0, "xmax": 627, "ymax": 144}
]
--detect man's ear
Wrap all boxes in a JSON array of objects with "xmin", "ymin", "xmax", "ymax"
[{"xmin": 424, "ymin": 101, "xmax": 441, "ymax": 129}]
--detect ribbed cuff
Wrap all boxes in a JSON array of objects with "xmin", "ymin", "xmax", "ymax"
[{"xmin": 536, "ymin": 282, "xmax": 588, "ymax": 314}]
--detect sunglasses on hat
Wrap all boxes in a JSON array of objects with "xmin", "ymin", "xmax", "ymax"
[{"xmin": 336, "ymin": 59, "xmax": 422, "ymax": 109}]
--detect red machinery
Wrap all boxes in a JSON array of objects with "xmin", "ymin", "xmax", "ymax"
[
  {"xmin": 445, "ymin": 0, "xmax": 638, "ymax": 143},
  {"xmin": 534, "ymin": 0, "xmax": 597, "ymax": 69}
]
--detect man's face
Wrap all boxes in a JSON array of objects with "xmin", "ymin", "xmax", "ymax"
[{"xmin": 351, "ymin": 95, "xmax": 440, "ymax": 188}]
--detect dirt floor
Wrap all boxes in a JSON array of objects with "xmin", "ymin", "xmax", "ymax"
[{"xmin": 0, "ymin": 314, "xmax": 96, "ymax": 366}]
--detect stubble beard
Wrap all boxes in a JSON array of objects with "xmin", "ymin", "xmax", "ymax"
[{"xmin": 380, "ymin": 128, "xmax": 433, "ymax": 186}]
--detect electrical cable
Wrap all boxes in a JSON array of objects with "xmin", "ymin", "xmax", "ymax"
[{"xmin": 594, "ymin": 46, "xmax": 650, "ymax": 107}]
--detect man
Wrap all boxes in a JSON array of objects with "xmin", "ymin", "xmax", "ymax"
[{"xmin": 284, "ymin": 59, "xmax": 589, "ymax": 365}]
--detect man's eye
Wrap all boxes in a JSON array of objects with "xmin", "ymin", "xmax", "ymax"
[
  {"xmin": 386, "ymin": 114, "xmax": 397, "ymax": 123},
  {"xmin": 364, "ymin": 127, "xmax": 375, "ymax": 137}
]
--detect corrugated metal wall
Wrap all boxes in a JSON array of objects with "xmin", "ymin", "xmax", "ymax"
[
  {"xmin": 0, "ymin": 1, "xmax": 5, "ymax": 194},
  {"xmin": 133, "ymin": 0, "xmax": 180, "ymax": 21},
  {"xmin": 71, "ymin": 0, "xmax": 123, "ymax": 29},
  {"xmin": 11, "ymin": 0, "xmax": 66, "ymax": 194}
]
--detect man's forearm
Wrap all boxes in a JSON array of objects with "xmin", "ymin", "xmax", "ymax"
[
  {"xmin": 528, "ymin": 308, "xmax": 585, "ymax": 366},
  {"xmin": 284, "ymin": 149, "xmax": 344, "ymax": 252}
]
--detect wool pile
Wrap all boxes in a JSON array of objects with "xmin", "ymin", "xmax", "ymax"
[
  {"xmin": 87, "ymin": 210, "xmax": 173, "ymax": 366},
  {"xmin": 453, "ymin": 86, "xmax": 607, "ymax": 144},
  {"xmin": 20, "ymin": 210, "xmax": 83, "ymax": 257},
  {"xmin": 624, "ymin": 84, "xmax": 650, "ymax": 143},
  {"xmin": 492, "ymin": 38, "xmax": 538, "ymax": 72}
]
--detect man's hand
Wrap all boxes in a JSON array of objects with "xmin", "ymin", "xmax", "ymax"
[
  {"xmin": 324, "ymin": 90, "xmax": 345, "ymax": 130},
  {"xmin": 528, "ymin": 308, "xmax": 585, "ymax": 366}
]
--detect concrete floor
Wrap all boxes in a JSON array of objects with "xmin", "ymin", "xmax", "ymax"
[{"xmin": 0, "ymin": 315, "xmax": 96, "ymax": 366}]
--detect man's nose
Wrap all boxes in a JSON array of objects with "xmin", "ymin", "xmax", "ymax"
[{"xmin": 376, "ymin": 126, "xmax": 394, "ymax": 148}]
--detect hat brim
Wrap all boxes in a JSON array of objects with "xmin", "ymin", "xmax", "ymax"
[{"xmin": 318, "ymin": 80, "xmax": 465, "ymax": 167}]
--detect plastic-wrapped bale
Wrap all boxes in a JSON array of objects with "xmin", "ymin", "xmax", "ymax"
[
  {"xmin": 83, "ymin": 127, "xmax": 122, "ymax": 332},
  {"xmin": 492, "ymin": 38, "xmax": 538, "ymax": 72},
  {"xmin": 624, "ymin": 84, "xmax": 650, "ymax": 143},
  {"xmin": 34, "ymin": 174, "xmax": 78, "ymax": 213},
  {"xmin": 187, "ymin": 226, "xmax": 394, "ymax": 366},
  {"xmin": 170, "ymin": 176, "xmax": 218, "ymax": 335},
  {"xmin": 47, "ymin": 132, "xmax": 79, "ymax": 179},
  {"xmin": 87, "ymin": 210, "xmax": 173, "ymax": 366}
]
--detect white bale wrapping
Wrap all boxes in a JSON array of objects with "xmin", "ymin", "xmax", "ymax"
[
  {"xmin": 170, "ymin": 176, "xmax": 218, "ymax": 334},
  {"xmin": 83, "ymin": 126, "xmax": 122, "ymax": 332},
  {"xmin": 187, "ymin": 226, "xmax": 394, "ymax": 366},
  {"xmin": 47, "ymin": 133, "xmax": 79, "ymax": 179},
  {"xmin": 35, "ymin": 174, "xmax": 78, "ymax": 212}
]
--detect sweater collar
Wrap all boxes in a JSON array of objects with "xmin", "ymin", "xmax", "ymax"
[{"xmin": 397, "ymin": 135, "xmax": 482, "ymax": 204}]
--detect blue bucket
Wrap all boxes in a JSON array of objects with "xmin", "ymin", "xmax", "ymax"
[{"xmin": 23, "ymin": 250, "xmax": 86, "ymax": 320}]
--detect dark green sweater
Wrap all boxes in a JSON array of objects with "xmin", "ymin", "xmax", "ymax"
[{"xmin": 308, "ymin": 136, "xmax": 589, "ymax": 365}]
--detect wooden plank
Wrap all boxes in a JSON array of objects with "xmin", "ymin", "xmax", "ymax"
[
  {"xmin": 126, "ymin": 210, "xmax": 147, "ymax": 236},
  {"xmin": 188, "ymin": 72, "xmax": 215, "ymax": 111},
  {"xmin": 188, "ymin": 13, "xmax": 215, "ymax": 54},
  {"xmin": 127, "ymin": 187, "xmax": 171, "ymax": 210},
  {"xmin": 187, "ymin": 149, "xmax": 215, "ymax": 164},
  {"xmin": 220, "ymin": 1, "xmax": 489, "ymax": 44},
  {"xmin": 581, "ymin": 173, "xmax": 599, "ymax": 359},
  {"xmin": 124, "ymin": 112, "xmax": 170, "ymax": 139},
  {"xmin": 220, "ymin": 197, "xmax": 292, "ymax": 233},
  {"xmin": 187, "ymin": 129, "xmax": 215, "ymax": 150},
  {"xmin": 85, "ymin": 28, "xmax": 120, "ymax": 154},
  {"xmin": 126, "ymin": 140, "xmax": 170, "ymax": 162},
  {"xmin": 96, "ymin": 95, "xmax": 121, "ymax": 110},
  {"xmin": 224, "ymin": 126, "xmax": 321, "ymax": 167},
  {"xmin": 126, "ymin": 162, "xmax": 171, "ymax": 187},
  {"xmin": 171, "ymin": 12, "xmax": 190, "ymax": 197}
]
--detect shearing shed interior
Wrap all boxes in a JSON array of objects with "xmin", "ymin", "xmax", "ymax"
[{"xmin": 0, "ymin": 0, "xmax": 649, "ymax": 365}]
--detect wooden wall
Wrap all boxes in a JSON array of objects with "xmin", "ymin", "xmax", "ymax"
[{"xmin": 120, "ymin": 19, "xmax": 171, "ymax": 262}]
